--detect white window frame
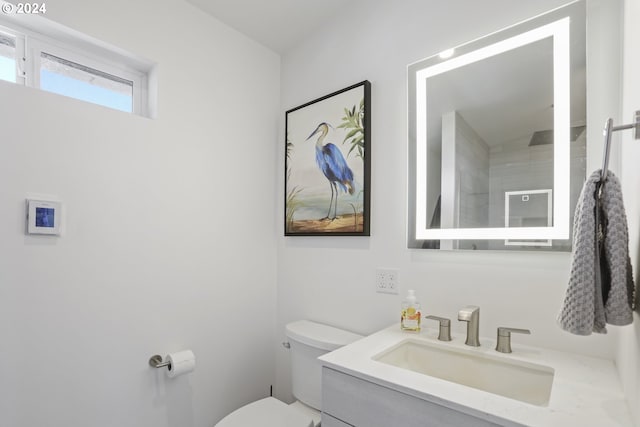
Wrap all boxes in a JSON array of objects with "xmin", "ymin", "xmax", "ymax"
[
  {"xmin": 28, "ymin": 37, "xmax": 146, "ymax": 115},
  {"xmin": 0, "ymin": 12, "xmax": 151, "ymax": 117}
]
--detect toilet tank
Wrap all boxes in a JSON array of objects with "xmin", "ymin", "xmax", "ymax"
[{"xmin": 285, "ymin": 320, "xmax": 363, "ymax": 411}]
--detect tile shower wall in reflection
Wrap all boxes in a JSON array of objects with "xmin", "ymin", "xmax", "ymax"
[{"xmin": 487, "ymin": 131, "xmax": 586, "ymax": 250}]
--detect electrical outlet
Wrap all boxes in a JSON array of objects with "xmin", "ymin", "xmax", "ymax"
[{"xmin": 375, "ymin": 268, "xmax": 399, "ymax": 294}]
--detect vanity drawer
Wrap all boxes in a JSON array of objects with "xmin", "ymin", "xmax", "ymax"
[
  {"xmin": 321, "ymin": 412, "xmax": 353, "ymax": 427},
  {"xmin": 322, "ymin": 367, "xmax": 509, "ymax": 427}
]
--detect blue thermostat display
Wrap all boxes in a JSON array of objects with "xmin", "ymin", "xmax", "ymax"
[
  {"xmin": 35, "ymin": 207, "xmax": 55, "ymax": 228},
  {"xmin": 27, "ymin": 199, "xmax": 62, "ymax": 235}
]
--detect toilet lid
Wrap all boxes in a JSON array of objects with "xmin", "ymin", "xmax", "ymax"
[{"xmin": 215, "ymin": 397, "xmax": 314, "ymax": 427}]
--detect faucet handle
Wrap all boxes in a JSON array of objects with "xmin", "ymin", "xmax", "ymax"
[
  {"xmin": 496, "ymin": 327, "xmax": 531, "ymax": 353},
  {"xmin": 425, "ymin": 315, "xmax": 452, "ymax": 341},
  {"xmin": 497, "ymin": 327, "xmax": 531, "ymax": 336}
]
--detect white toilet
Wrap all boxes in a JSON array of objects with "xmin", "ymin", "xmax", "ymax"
[{"xmin": 215, "ymin": 320, "xmax": 363, "ymax": 427}]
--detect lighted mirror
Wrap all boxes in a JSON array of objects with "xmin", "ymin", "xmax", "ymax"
[{"xmin": 408, "ymin": 1, "xmax": 586, "ymax": 250}]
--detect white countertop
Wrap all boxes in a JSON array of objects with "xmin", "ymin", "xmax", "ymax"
[{"xmin": 319, "ymin": 325, "xmax": 634, "ymax": 427}]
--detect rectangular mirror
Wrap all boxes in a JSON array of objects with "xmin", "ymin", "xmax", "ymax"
[{"xmin": 408, "ymin": 1, "xmax": 586, "ymax": 250}]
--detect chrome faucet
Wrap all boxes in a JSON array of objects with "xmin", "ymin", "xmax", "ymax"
[{"xmin": 458, "ymin": 305, "xmax": 480, "ymax": 346}]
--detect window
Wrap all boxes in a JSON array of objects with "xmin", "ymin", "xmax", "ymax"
[
  {"xmin": 0, "ymin": 31, "xmax": 16, "ymax": 83},
  {"xmin": 0, "ymin": 17, "xmax": 153, "ymax": 117},
  {"xmin": 40, "ymin": 51, "xmax": 135, "ymax": 113}
]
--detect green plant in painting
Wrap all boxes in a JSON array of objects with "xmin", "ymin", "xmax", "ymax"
[
  {"xmin": 286, "ymin": 132, "xmax": 294, "ymax": 163},
  {"xmin": 337, "ymin": 97, "xmax": 365, "ymax": 160},
  {"xmin": 286, "ymin": 178, "xmax": 303, "ymax": 231},
  {"xmin": 286, "ymin": 133, "xmax": 303, "ymax": 231},
  {"xmin": 348, "ymin": 190, "xmax": 364, "ymax": 230}
]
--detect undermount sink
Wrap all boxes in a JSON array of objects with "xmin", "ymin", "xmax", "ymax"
[{"xmin": 373, "ymin": 339, "xmax": 554, "ymax": 406}]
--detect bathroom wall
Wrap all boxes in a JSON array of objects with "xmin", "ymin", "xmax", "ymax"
[
  {"xmin": 0, "ymin": 0, "xmax": 279, "ymax": 426},
  {"xmin": 276, "ymin": 0, "xmax": 625, "ymax": 402},
  {"xmin": 617, "ymin": 0, "xmax": 640, "ymax": 423}
]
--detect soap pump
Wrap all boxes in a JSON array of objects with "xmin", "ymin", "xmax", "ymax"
[{"xmin": 401, "ymin": 289, "xmax": 421, "ymax": 332}]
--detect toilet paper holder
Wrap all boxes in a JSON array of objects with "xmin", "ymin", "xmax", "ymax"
[
  {"xmin": 148, "ymin": 350, "xmax": 196, "ymax": 378},
  {"xmin": 148, "ymin": 354, "xmax": 171, "ymax": 369}
]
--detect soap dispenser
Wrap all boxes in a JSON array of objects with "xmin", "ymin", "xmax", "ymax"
[{"xmin": 401, "ymin": 290, "xmax": 421, "ymax": 332}]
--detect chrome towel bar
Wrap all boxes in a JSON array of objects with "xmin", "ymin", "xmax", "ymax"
[{"xmin": 601, "ymin": 110, "xmax": 640, "ymax": 181}]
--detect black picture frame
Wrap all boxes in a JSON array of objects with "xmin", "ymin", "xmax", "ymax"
[{"xmin": 285, "ymin": 81, "xmax": 371, "ymax": 236}]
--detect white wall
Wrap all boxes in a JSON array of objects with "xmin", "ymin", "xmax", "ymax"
[
  {"xmin": 275, "ymin": 0, "xmax": 626, "ymax": 402},
  {"xmin": 617, "ymin": 0, "xmax": 640, "ymax": 424},
  {"xmin": 0, "ymin": 1, "xmax": 280, "ymax": 426}
]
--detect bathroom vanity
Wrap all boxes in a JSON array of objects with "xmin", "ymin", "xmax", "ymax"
[
  {"xmin": 319, "ymin": 325, "xmax": 633, "ymax": 426},
  {"xmin": 322, "ymin": 366, "xmax": 504, "ymax": 426}
]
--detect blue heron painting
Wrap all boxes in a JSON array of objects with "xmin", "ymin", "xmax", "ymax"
[
  {"xmin": 284, "ymin": 80, "xmax": 370, "ymax": 235},
  {"xmin": 306, "ymin": 122, "xmax": 355, "ymax": 220}
]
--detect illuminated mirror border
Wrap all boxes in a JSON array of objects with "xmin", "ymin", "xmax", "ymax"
[{"xmin": 413, "ymin": 17, "xmax": 571, "ymax": 241}]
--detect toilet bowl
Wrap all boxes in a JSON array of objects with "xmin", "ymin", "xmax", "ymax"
[
  {"xmin": 214, "ymin": 397, "xmax": 315, "ymax": 427},
  {"xmin": 215, "ymin": 320, "xmax": 363, "ymax": 427}
]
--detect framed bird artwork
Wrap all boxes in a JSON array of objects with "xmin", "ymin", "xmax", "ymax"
[{"xmin": 285, "ymin": 81, "xmax": 371, "ymax": 236}]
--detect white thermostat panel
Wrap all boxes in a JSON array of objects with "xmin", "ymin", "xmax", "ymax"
[{"xmin": 26, "ymin": 199, "xmax": 62, "ymax": 235}]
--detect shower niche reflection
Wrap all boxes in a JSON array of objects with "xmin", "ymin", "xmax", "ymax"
[{"xmin": 505, "ymin": 189, "xmax": 553, "ymax": 247}]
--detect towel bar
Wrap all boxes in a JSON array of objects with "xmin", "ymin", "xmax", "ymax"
[{"xmin": 601, "ymin": 110, "xmax": 640, "ymax": 181}]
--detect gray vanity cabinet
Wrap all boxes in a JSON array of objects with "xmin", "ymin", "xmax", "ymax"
[
  {"xmin": 321, "ymin": 367, "xmax": 509, "ymax": 427},
  {"xmin": 321, "ymin": 413, "xmax": 353, "ymax": 427}
]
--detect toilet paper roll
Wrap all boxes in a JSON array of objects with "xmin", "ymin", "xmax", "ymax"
[{"xmin": 166, "ymin": 350, "xmax": 196, "ymax": 378}]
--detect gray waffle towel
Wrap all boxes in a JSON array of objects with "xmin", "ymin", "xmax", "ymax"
[{"xmin": 558, "ymin": 170, "xmax": 635, "ymax": 335}]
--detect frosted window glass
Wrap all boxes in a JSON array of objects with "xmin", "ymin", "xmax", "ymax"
[{"xmin": 40, "ymin": 52, "xmax": 133, "ymax": 113}]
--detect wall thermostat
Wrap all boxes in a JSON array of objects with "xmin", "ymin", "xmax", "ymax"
[{"xmin": 26, "ymin": 199, "xmax": 62, "ymax": 235}]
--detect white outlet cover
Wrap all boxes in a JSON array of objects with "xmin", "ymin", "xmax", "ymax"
[{"xmin": 375, "ymin": 268, "xmax": 399, "ymax": 294}]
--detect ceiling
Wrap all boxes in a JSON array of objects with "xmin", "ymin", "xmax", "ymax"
[{"xmin": 185, "ymin": 0, "xmax": 353, "ymax": 54}]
